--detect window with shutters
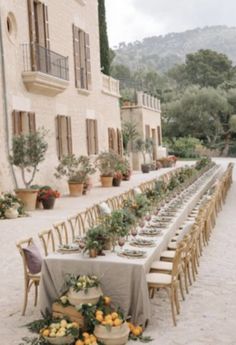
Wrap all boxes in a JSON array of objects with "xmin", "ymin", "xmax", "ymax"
[
  {"xmin": 56, "ymin": 115, "xmax": 73, "ymax": 159},
  {"xmin": 12, "ymin": 110, "xmax": 36, "ymax": 135},
  {"xmin": 73, "ymin": 25, "xmax": 91, "ymax": 90},
  {"xmin": 86, "ymin": 119, "xmax": 98, "ymax": 155},
  {"xmin": 117, "ymin": 128, "xmax": 123, "ymax": 155},
  {"xmin": 145, "ymin": 125, "xmax": 150, "ymax": 140}
]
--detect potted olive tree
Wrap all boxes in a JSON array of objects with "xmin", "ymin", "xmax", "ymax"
[
  {"xmin": 55, "ymin": 155, "xmax": 95, "ymax": 197},
  {"xmin": 10, "ymin": 130, "xmax": 48, "ymax": 211},
  {"xmin": 95, "ymin": 151, "xmax": 117, "ymax": 187},
  {"xmin": 135, "ymin": 138, "xmax": 152, "ymax": 173}
]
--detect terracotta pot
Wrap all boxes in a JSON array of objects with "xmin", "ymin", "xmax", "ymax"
[
  {"xmin": 67, "ymin": 286, "xmax": 103, "ymax": 306},
  {"xmin": 141, "ymin": 164, "xmax": 150, "ymax": 173},
  {"xmin": 94, "ymin": 322, "xmax": 130, "ymax": 345},
  {"xmin": 15, "ymin": 189, "xmax": 38, "ymax": 211},
  {"xmin": 41, "ymin": 197, "xmax": 55, "ymax": 210},
  {"xmin": 112, "ymin": 178, "xmax": 121, "ymax": 187},
  {"xmin": 68, "ymin": 182, "xmax": 84, "ymax": 196},
  {"xmin": 89, "ymin": 248, "xmax": 97, "ymax": 258},
  {"xmin": 100, "ymin": 176, "xmax": 113, "ymax": 187}
]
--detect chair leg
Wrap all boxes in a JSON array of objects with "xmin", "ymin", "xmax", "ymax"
[
  {"xmin": 22, "ymin": 279, "xmax": 29, "ymax": 316},
  {"xmin": 174, "ymin": 286, "xmax": 180, "ymax": 315},
  {"xmin": 187, "ymin": 262, "xmax": 192, "ymax": 286},
  {"xmin": 166, "ymin": 287, "xmax": 177, "ymax": 326},
  {"xmin": 179, "ymin": 274, "xmax": 185, "ymax": 301},
  {"xmin": 34, "ymin": 282, "xmax": 39, "ymax": 307},
  {"xmin": 184, "ymin": 265, "xmax": 189, "ymax": 294}
]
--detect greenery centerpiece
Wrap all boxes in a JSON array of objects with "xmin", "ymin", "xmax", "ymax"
[
  {"xmin": 10, "ymin": 129, "xmax": 48, "ymax": 211},
  {"xmin": 55, "ymin": 155, "xmax": 95, "ymax": 197},
  {"xmin": 83, "ymin": 224, "xmax": 109, "ymax": 256},
  {"xmin": 0, "ymin": 192, "xmax": 24, "ymax": 219}
]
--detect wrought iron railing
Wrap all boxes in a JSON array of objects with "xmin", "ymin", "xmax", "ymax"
[{"xmin": 22, "ymin": 43, "xmax": 69, "ymax": 81}]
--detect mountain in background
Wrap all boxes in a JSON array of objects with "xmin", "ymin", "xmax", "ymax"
[{"xmin": 113, "ymin": 26, "xmax": 236, "ymax": 73}]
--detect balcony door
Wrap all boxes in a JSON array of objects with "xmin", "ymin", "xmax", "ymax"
[{"xmin": 28, "ymin": 0, "xmax": 50, "ymax": 72}]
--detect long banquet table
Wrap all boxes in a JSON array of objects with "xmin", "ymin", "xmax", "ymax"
[{"xmin": 39, "ymin": 165, "xmax": 222, "ymax": 325}]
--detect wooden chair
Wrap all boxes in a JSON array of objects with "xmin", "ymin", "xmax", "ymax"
[
  {"xmin": 68, "ymin": 213, "xmax": 85, "ymax": 239},
  {"xmin": 53, "ymin": 221, "xmax": 71, "ymax": 245},
  {"xmin": 147, "ymin": 245, "xmax": 183, "ymax": 326},
  {"xmin": 85, "ymin": 204, "xmax": 101, "ymax": 228},
  {"xmin": 16, "ymin": 238, "xmax": 40, "ymax": 315},
  {"xmin": 38, "ymin": 228, "xmax": 56, "ymax": 256}
]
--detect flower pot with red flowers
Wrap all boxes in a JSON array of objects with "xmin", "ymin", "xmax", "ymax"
[
  {"xmin": 55, "ymin": 155, "xmax": 96, "ymax": 197},
  {"xmin": 112, "ymin": 171, "xmax": 122, "ymax": 187},
  {"xmin": 38, "ymin": 187, "xmax": 60, "ymax": 210}
]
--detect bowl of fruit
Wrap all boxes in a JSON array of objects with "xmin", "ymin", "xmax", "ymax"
[{"xmin": 40, "ymin": 319, "xmax": 80, "ymax": 345}]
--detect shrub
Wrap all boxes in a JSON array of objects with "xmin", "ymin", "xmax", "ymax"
[{"xmin": 169, "ymin": 137, "xmax": 201, "ymax": 158}]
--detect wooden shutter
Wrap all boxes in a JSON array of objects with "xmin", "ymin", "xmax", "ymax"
[
  {"xmin": 94, "ymin": 120, "xmax": 98, "ymax": 154},
  {"xmin": 28, "ymin": 112, "xmax": 36, "ymax": 133},
  {"xmin": 43, "ymin": 4, "xmax": 50, "ymax": 49},
  {"xmin": 56, "ymin": 115, "xmax": 62, "ymax": 159},
  {"xmin": 112, "ymin": 128, "xmax": 118, "ymax": 153},
  {"xmin": 108, "ymin": 128, "xmax": 113, "ymax": 151},
  {"xmin": 66, "ymin": 117, "xmax": 73, "ymax": 155},
  {"xmin": 145, "ymin": 125, "xmax": 150, "ymax": 139},
  {"xmin": 117, "ymin": 128, "xmax": 123, "ymax": 155},
  {"xmin": 12, "ymin": 110, "xmax": 21, "ymax": 135},
  {"xmin": 157, "ymin": 126, "xmax": 161, "ymax": 145},
  {"xmin": 73, "ymin": 25, "xmax": 81, "ymax": 88},
  {"xmin": 86, "ymin": 119, "xmax": 91, "ymax": 155},
  {"xmin": 85, "ymin": 33, "xmax": 91, "ymax": 90},
  {"xmin": 27, "ymin": 0, "xmax": 37, "ymax": 70}
]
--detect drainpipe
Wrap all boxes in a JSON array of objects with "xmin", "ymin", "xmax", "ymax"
[{"xmin": 0, "ymin": 9, "xmax": 18, "ymax": 188}]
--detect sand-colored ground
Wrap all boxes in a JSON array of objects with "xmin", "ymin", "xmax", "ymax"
[{"xmin": 0, "ymin": 159, "xmax": 235, "ymax": 345}]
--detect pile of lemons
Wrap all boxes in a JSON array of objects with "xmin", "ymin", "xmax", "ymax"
[
  {"xmin": 40, "ymin": 319, "xmax": 79, "ymax": 338},
  {"xmin": 75, "ymin": 332, "xmax": 98, "ymax": 345}
]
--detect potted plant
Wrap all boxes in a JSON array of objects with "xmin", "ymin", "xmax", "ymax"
[
  {"xmin": 135, "ymin": 138, "xmax": 151, "ymax": 173},
  {"xmin": 9, "ymin": 130, "xmax": 48, "ymax": 211},
  {"xmin": 0, "ymin": 192, "xmax": 24, "ymax": 219},
  {"xmin": 38, "ymin": 187, "xmax": 60, "ymax": 210},
  {"xmin": 55, "ymin": 155, "xmax": 95, "ymax": 197},
  {"xmin": 95, "ymin": 151, "xmax": 117, "ymax": 187},
  {"xmin": 84, "ymin": 224, "xmax": 109, "ymax": 255},
  {"xmin": 121, "ymin": 157, "xmax": 132, "ymax": 181}
]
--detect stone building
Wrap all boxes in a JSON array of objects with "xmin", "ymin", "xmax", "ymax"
[
  {"xmin": 121, "ymin": 92, "xmax": 166, "ymax": 170},
  {"xmin": 0, "ymin": 0, "xmax": 121, "ymax": 191}
]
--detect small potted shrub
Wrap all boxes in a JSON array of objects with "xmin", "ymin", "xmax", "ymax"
[
  {"xmin": 95, "ymin": 151, "xmax": 117, "ymax": 187},
  {"xmin": 112, "ymin": 171, "xmax": 123, "ymax": 187},
  {"xmin": 122, "ymin": 157, "xmax": 132, "ymax": 181},
  {"xmin": 0, "ymin": 193, "xmax": 24, "ymax": 219},
  {"xmin": 84, "ymin": 224, "xmax": 109, "ymax": 255},
  {"xmin": 10, "ymin": 130, "xmax": 48, "ymax": 211},
  {"xmin": 55, "ymin": 155, "xmax": 95, "ymax": 197},
  {"xmin": 38, "ymin": 187, "xmax": 60, "ymax": 210}
]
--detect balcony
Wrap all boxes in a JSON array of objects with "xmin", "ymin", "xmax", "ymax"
[
  {"xmin": 21, "ymin": 44, "xmax": 69, "ymax": 96},
  {"xmin": 101, "ymin": 73, "xmax": 120, "ymax": 98}
]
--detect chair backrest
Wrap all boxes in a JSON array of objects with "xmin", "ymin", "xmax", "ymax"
[
  {"xmin": 85, "ymin": 205, "xmax": 101, "ymax": 228},
  {"xmin": 53, "ymin": 221, "xmax": 70, "ymax": 245},
  {"xmin": 16, "ymin": 237, "xmax": 34, "ymax": 278},
  {"xmin": 38, "ymin": 228, "xmax": 56, "ymax": 256},
  {"xmin": 171, "ymin": 241, "xmax": 186, "ymax": 281},
  {"xmin": 68, "ymin": 213, "xmax": 85, "ymax": 239}
]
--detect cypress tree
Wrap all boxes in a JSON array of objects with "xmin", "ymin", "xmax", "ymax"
[{"xmin": 98, "ymin": 0, "xmax": 110, "ymax": 75}]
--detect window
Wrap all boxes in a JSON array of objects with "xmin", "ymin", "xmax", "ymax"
[
  {"xmin": 108, "ymin": 128, "xmax": 123, "ymax": 155},
  {"xmin": 56, "ymin": 115, "xmax": 73, "ymax": 159},
  {"xmin": 6, "ymin": 13, "xmax": 17, "ymax": 43},
  {"xmin": 12, "ymin": 110, "xmax": 36, "ymax": 135},
  {"xmin": 86, "ymin": 119, "xmax": 98, "ymax": 155},
  {"xmin": 145, "ymin": 125, "xmax": 150, "ymax": 139},
  {"xmin": 73, "ymin": 25, "xmax": 91, "ymax": 90}
]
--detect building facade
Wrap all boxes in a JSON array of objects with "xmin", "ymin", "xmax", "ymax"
[
  {"xmin": 0, "ymin": 0, "xmax": 121, "ymax": 191},
  {"xmin": 121, "ymin": 92, "xmax": 166, "ymax": 170}
]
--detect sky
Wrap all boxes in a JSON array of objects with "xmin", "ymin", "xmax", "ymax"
[{"xmin": 105, "ymin": 0, "xmax": 236, "ymax": 47}]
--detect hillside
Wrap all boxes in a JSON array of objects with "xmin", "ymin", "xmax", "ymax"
[{"xmin": 113, "ymin": 26, "xmax": 236, "ymax": 73}]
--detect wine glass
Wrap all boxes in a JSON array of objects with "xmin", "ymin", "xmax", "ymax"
[
  {"xmin": 131, "ymin": 227, "xmax": 138, "ymax": 239},
  {"xmin": 78, "ymin": 238, "xmax": 85, "ymax": 251},
  {"xmin": 118, "ymin": 237, "xmax": 125, "ymax": 251}
]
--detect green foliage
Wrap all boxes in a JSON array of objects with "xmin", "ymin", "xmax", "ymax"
[
  {"xmin": 104, "ymin": 209, "xmax": 130, "ymax": 238},
  {"xmin": 185, "ymin": 49, "xmax": 233, "ymax": 88},
  {"xmin": 122, "ymin": 120, "xmax": 139, "ymax": 153},
  {"xmin": 55, "ymin": 155, "xmax": 95, "ymax": 183},
  {"xmin": 10, "ymin": 130, "xmax": 48, "ymax": 188},
  {"xmin": 0, "ymin": 192, "xmax": 24, "ymax": 218},
  {"xmin": 168, "ymin": 137, "xmax": 201, "ymax": 158},
  {"xmin": 98, "ymin": 0, "xmax": 110, "ymax": 75},
  {"xmin": 84, "ymin": 224, "xmax": 108, "ymax": 253},
  {"xmin": 65, "ymin": 274, "xmax": 100, "ymax": 293},
  {"xmin": 95, "ymin": 151, "xmax": 118, "ymax": 177},
  {"xmin": 135, "ymin": 138, "xmax": 153, "ymax": 164}
]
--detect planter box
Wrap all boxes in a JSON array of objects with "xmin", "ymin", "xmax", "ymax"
[{"xmin": 67, "ymin": 286, "xmax": 103, "ymax": 306}]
